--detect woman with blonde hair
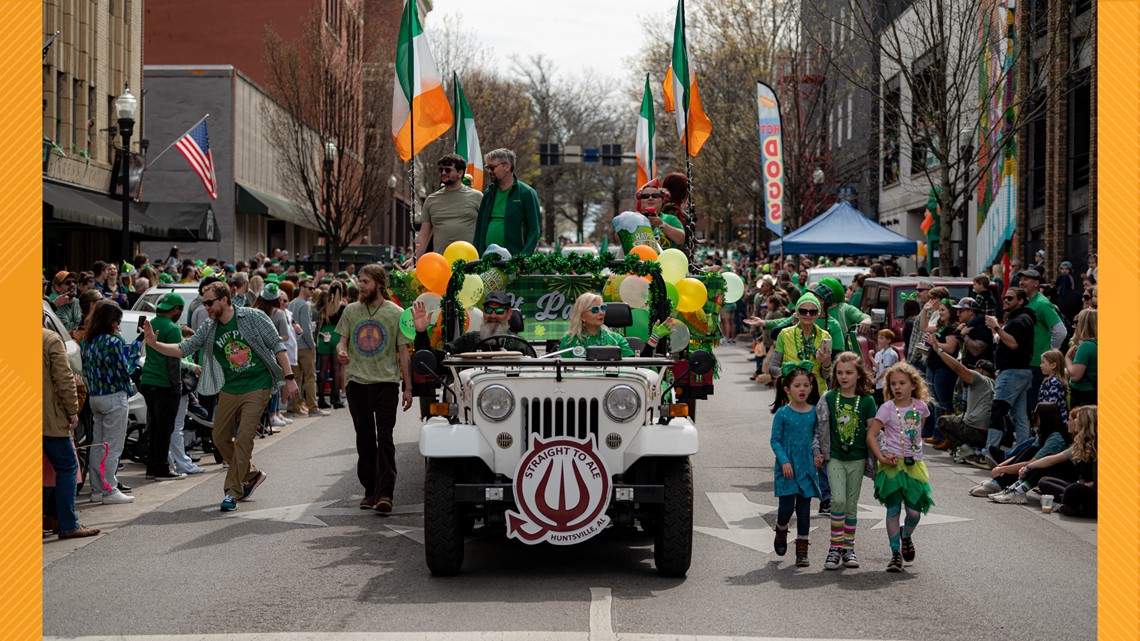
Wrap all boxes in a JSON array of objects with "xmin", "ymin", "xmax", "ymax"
[
  {"xmin": 558, "ymin": 293, "xmax": 635, "ymax": 357},
  {"xmin": 1066, "ymin": 309, "xmax": 1097, "ymax": 408},
  {"xmin": 991, "ymin": 405, "xmax": 1096, "ymax": 506}
]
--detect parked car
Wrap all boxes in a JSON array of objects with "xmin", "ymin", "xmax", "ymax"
[
  {"xmin": 131, "ymin": 283, "xmax": 200, "ymax": 325},
  {"xmin": 806, "ymin": 266, "xmax": 866, "ymax": 288},
  {"xmin": 858, "ymin": 277, "xmax": 973, "ymax": 341}
]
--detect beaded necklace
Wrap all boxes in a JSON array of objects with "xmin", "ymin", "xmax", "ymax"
[{"xmin": 793, "ymin": 323, "xmax": 817, "ymax": 362}]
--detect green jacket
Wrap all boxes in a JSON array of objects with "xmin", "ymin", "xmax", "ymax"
[{"xmin": 473, "ymin": 176, "xmax": 541, "ymax": 255}]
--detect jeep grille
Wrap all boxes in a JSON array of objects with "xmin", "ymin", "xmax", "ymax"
[{"xmin": 521, "ymin": 397, "xmax": 599, "ymax": 441}]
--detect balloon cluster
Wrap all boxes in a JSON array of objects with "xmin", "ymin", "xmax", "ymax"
[{"xmin": 398, "ymin": 241, "xmax": 508, "ymax": 339}]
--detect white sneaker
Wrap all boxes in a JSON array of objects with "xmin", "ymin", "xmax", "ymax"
[
  {"xmin": 102, "ymin": 489, "xmax": 135, "ymax": 504},
  {"xmin": 88, "ymin": 492, "xmax": 103, "ymax": 504},
  {"xmin": 269, "ymin": 416, "xmax": 287, "ymax": 427},
  {"xmin": 282, "ymin": 415, "xmax": 293, "ymax": 424},
  {"xmin": 991, "ymin": 489, "xmax": 1027, "ymax": 504},
  {"xmin": 969, "ymin": 480, "xmax": 1002, "ymax": 497}
]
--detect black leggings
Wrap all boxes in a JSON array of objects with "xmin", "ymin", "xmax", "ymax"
[
  {"xmin": 995, "ymin": 445, "xmax": 1041, "ymax": 487},
  {"xmin": 777, "ymin": 494, "xmax": 812, "ymax": 537},
  {"xmin": 1022, "ymin": 459, "xmax": 1081, "ymax": 488},
  {"xmin": 1039, "ymin": 477, "xmax": 1097, "ymax": 518}
]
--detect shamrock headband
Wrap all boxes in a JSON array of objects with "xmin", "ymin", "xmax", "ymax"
[
  {"xmin": 780, "ymin": 359, "xmax": 816, "ymax": 377},
  {"xmin": 900, "ymin": 292, "xmax": 917, "ymax": 301}
]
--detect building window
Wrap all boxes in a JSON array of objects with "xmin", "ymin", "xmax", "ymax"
[
  {"xmin": 882, "ymin": 77, "xmax": 901, "ymax": 186},
  {"xmin": 1028, "ymin": 93, "xmax": 1046, "ymax": 210},
  {"xmin": 1070, "ymin": 72, "xmax": 1091, "ymax": 189},
  {"xmin": 846, "ymin": 94, "xmax": 853, "ymax": 141},
  {"xmin": 56, "ymin": 71, "xmax": 65, "ymax": 145},
  {"xmin": 910, "ymin": 53, "xmax": 942, "ymax": 175}
]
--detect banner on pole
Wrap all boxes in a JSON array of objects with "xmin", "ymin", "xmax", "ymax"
[{"xmin": 756, "ymin": 82, "xmax": 785, "ymax": 237}]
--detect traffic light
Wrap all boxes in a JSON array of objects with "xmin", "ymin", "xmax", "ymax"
[
  {"xmin": 601, "ymin": 144, "xmax": 622, "ymax": 167},
  {"xmin": 539, "ymin": 143, "xmax": 561, "ymax": 166}
]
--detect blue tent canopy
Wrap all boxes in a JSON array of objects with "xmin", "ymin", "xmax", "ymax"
[{"xmin": 769, "ymin": 202, "xmax": 918, "ymax": 255}]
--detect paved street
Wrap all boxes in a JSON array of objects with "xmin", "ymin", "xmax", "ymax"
[{"xmin": 43, "ymin": 343, "xmax": 1096, "ymax": 641}]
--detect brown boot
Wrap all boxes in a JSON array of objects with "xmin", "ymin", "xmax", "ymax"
[
  {"xmin": 933, "ymin": 438, "xmax": 954, "ymax": 451},
  {"xmin": 773, "ymin": 526, "xmax": 789, "ymax": 556},
  {"xmin": 795, "ymin": 538, "xmax": 810, "ymax": 567}
]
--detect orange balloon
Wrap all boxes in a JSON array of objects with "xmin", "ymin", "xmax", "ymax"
[
  {"xmin": 629, "ymin": 245, "xmax": 659, "ymax": 262},
  {"xmin": 417, "ymin": 252, "xmax": 452, "ymax": 295}
]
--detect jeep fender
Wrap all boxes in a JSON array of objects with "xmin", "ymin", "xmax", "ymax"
[
  {"xmin": 419, "ymin": 420, "xmax": 495, "ymax": 468},
  {"xmin": 623, "ymin": 418, "xmax": 698, "ymax": 469}
]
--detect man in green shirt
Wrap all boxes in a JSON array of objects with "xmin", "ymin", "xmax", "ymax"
[
  {"xmin": 138, "ymin": 293, "xmax": 192, "ymax": 481},
  {"xmin": 1017, "ymin": 269, "xmax": 1066, "ymax": 407},
  {"xmin": 473, "ymin": 148, "xmax": 541, "ymax": 255},
  {"xmin": 417, "ymin": 154, "xmax": 483, "ymax": 260},
  {"xmin": 335, "ymin": 264, "xmax": 412, "ymax": 513}
]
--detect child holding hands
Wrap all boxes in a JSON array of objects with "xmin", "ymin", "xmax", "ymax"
[{"xmin": 770, "ymin": 362, "xmax": 823, "ymax": 567}]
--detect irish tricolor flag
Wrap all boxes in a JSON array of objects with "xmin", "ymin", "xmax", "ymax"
[
  {"xmin": 662, "ymin": 0, "xmax": 712, "ymax": 157},
  {"xmin": 391, "ymin": 0, "xmax": 452, "ymax": 162},
  {"xmin": 635, "ymin": 75, "xmax": 656, "ymax": 189},
  {"xmin": 453, "ymin": 73, "xmax": 484, "ymax": 192}
]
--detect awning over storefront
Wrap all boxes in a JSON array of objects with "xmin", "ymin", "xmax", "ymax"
[
  {"xmin": 235, "ymin": 181, "xmax": 321, "ymax": 231},
  {"xmin": 43, "ymin": 181, "xmax": 216, "ymax": 241}
]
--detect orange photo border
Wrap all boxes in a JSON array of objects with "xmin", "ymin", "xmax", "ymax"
[{"xmin": 7, "ymin": 1, "xmax": 1137, "ymax": 639}]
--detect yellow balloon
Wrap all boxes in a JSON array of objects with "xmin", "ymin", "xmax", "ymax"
[
  {"xmin": 675, "ymin": 278, "xmax": 708, "ymax": 313},
  {"xmin": 417, "ymin": 252, "xmax": 452, "ymax": 295},
  {"xmin": 658, "ymin": 248, "xmax": 688, "ymax": 284},
  {"xmin": 443, "ymin": 240, "xmax": 479, "ymax": 265},
  {"xmin": 457, "ymin": 273, "xmax": 485, "ymax": 308}
]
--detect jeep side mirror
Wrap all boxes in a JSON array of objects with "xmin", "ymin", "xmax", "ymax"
[
  {"xmin": 871, "ymin": 308, "xmax": 887, "ymax": 325},
  {"xmin": 411, "ymin": 349, "xmax": 438, "ymax": 376},
  {"xmin": 688, "ymin": 350, "xmax": 714, "ymax": 376}
]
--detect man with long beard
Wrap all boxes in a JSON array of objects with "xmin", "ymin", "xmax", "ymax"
[
  {"xmin": 411, "ymin": 290, "xmax": 517, "ymax": 356},
  {"xmin": 335, "ymin": 264, "xmax": 413, "ymax": 512}
]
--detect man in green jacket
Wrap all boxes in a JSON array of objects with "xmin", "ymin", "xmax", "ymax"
[{"xmin": 473, "ymin": 148, "xmax": 541, "ymax": 255}]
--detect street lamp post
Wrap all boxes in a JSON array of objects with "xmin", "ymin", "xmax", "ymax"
[
  {"xmin": 323, "ymin": 139, "xmax": 337, "ymax": 269},
  {"xmin": 115, "ymin": 86, "xmax": 137, "ymax": 263}
]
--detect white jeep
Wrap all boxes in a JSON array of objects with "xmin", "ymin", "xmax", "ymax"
[{"xmin": 408, "ymin": 261, "xmax": 713, "ymax": 577}]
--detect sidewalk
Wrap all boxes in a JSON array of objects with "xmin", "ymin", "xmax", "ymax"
[{"xmin": 42, "ymin": 411, "xmax": 330, "ymax": 567}]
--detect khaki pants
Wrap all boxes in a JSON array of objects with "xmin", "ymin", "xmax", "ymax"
[
  {"xmin": 213, "ymin": 388, "xmax": 271, "ymax": 500},
  {"xmin": 294, "ymin": 348, "xmax": 318, "ymax": 413}
]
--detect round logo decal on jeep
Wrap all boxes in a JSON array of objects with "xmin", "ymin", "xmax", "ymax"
[{"xmin": 506, "ymin": 435, "xmax": 611, "ymax": 545}]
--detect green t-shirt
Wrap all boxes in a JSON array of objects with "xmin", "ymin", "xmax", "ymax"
[
  {"xmin": 422, "ymin": 185, "xmax": 482, "ymax": 253},
  {"xmin": 1026, "ymin": 292, "xmax": 1062, "ymax": 366},
  {"xmin": 334, "ymin": 300, "xmax": 411, "ymax": 385},
  {"xmin": 654, "ymin": 213, "xmax": 683, "ymax": 251},
  {"xmin": 140, "ymin": 314, "xmax": 183, "ymax": 388},
  {"xmin": 484, "ymin": 188, "xmax": 511, "ymax": 249},
  {"xmin": 824, "ymin": 391, "xmax": 877, "ymax": 461},
  {"xmin": 1070, "ymin": 340, "xmax": 1097, "ymax": 392},
  {"xmin": 212, "ymin": 314, "xmax": 273, "ymax": 394}
]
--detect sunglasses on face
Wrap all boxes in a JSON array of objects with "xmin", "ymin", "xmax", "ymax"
[
  {"xmin": 588, "ymin": 304, "xmax": 608, "ymax": 314},
  {"xmin": 797, "ymin": 307, "xmax": 819, "ymax": 316},
  {"xmin": 917, "ymin": 288, "xmax": 931, "ymax": 293},
  {"xmin": 1003, "ymin": 296, "xmax": 1015, "ymax": 301},
  {"xmin": 640, "ymin": 192, "xmax": 663, "ymax": 198},
  {"xmin": 202, "ymin": 298, "xmax": 221, "ymax": 308},
  {"xmin": 484, "ymin": 306, "xmax": 508, "ymax": 315},
  {"xmin": 437, "ymin": 166, "xmax": 456, "ymax": 173},
  {"xmin": 485, "ymin": 163, "xmax": 503, "ymax": 172}
]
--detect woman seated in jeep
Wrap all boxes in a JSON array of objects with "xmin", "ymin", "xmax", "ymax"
[{"xmin": 558, "ymin": 292, "xmax": 673, "ymax": 358}]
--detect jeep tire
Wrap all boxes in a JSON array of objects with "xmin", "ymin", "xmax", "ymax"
[
  {"xmin": 424, "ymin": 458, "xmax": 464, "ymax": 576},
  {"xmin": 653, "ymin": 456, "xmax": 693, "ymax": 577}
]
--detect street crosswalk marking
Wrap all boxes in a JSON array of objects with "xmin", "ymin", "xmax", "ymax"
[
  {"xmin": 228, "ymin": 500, "xmax": 423, "ymax": 526},
  {"xmin": 695, "ymin": 492, "xmax": 971, "ymax": 553}
]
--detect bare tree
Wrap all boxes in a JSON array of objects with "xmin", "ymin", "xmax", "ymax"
[
  {"xmin": 807, "ymin": 0, "xmax": 1084, "ymax": 272},
  {"xmin": 263, "ymin": 9, "xmax": 382, "ymax": 270}
]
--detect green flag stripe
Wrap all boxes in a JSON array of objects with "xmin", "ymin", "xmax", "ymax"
[
  {"xmin": 671, "ymin": 0, "xmax": 690, "ymax": 113},
  {"xmin": 394, "ymin": 0, "xmax": 419, "ymax": 102}
]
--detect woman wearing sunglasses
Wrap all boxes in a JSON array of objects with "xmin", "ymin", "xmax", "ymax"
[
  {"xmin": 635, "ymin": 180, "xmax": 686, "ymax": 251},
  {"xmin": 768, "ymin": 292, "xmax": 834, "ymax": 393},
  {"xmin": 559, "ymin": 293, "xmax": 637, "ymax": 357}
]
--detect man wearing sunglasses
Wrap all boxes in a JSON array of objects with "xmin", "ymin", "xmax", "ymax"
[
  {"xmin": 411, "ymin": 290, "xmax": 519, "ymax": 357},
  {"xmin": 416, "ymin": 154, "xmax": 483, "ymax": 261},
  {"xmin": 49, "ymin": 270, "xmax": 82, "ymax": 331},
  {"xmin": 473, "ymin": 148, "xmax": 541, "ymax": 256}
]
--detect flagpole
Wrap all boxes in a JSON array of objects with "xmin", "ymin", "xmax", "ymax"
[
  {"xmin": 680, "ymin": 0, "xmax": 696, "ymax": 259},
  {"xmin": 145, "ymin": 114, "xmax": 210, "ymax": 169},
  {"xmin": 406, "ymin": 0, "xmax": 417, "ymax": 265}
]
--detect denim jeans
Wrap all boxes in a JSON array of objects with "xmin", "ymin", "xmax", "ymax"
[
  {"xmin": 169, "ymin": 395, "xmax": 198, "ymax": 473},
  {"xmin": 987, "ymin": 369, "xmax": 1033, "ymax": 450},
  {"xmin": 43, "ymin": 436, "xmax": 81, "ymax": 533},
  {"xmin": 928, "ymin": 367, "xmax": 958, "ymax": 441},
  {"xmin": 88, "ymin": 392, "xmax": 129, "ymax": 495}
]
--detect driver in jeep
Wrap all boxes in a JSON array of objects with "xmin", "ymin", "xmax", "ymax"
[{"xmin": 411, "ymin": 290, "xmax": 520, "ymax": 357}]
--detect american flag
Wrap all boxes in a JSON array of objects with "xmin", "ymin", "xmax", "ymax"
[{"xmin": 175, "ymin": 120, "xmax": 218, "ymax": 199}]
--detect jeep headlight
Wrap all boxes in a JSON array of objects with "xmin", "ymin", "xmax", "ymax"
[
  {"xmin": 478, "ymin": 384, "xmax": 514, "ymax": 422},
  {"xmin": 603, "ymin": 385, "xmax": 641, "ymax": 422}
]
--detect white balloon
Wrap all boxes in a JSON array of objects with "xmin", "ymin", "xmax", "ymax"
[
  {"xmin": 669, "ymin": 322, "xmax": 690, "ymax": 354},
  {"xmin": 483, "ymin": 244, "xmax": 512, "ymax": 261},
  {"xmin": 415, "ymin": 292, "xmax": 442, "ymax": 316},
  {"xmin": 619, "ymin": 276, "xmax": 650, "ymax": 309},
  {"xmin": 465, "ymin": 307, "xmax": 483, "ymax": 332}
]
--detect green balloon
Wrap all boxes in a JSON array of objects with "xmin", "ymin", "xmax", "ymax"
[
  {"xmin": 628, "ymin": 308, "xmax": 651, "ymax": 341},
  {"xmin": 665, "ymin": 282, "xmax": 679, "ymax": 309},
  {"xmin": 399, "ymin": 308, "xmax": 416, "ymax": 339}
]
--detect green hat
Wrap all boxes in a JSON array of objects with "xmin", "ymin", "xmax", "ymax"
[
  {"xmin": 121, "ymin": 262, "xmax": 136, "ymax": 274},
  {"xmin": 201, "ymin": 266, "xmax": 215, "ymax": 278},
  {"xmin": 155, "ymin": 292, "xmax": 185, "ymax": 311},
  {"xmin": 158, "ymin": 273, "xmax": 174, "ymax": 285},
  {"xmin": 795, "ymin": 292, "xmax": 822, "ymax": 312},
  {"xmin": 820, "ymin": 277, "xmax": 846, "ymax": 305},
  {"xmin": 194, "ymin": 259, "xmax": 205, "ymax": 267},
  {"xmin": 264, "ymin": 273, "xmax": 281, "ymax": 284},
  {"xmin": 260, "ymin": 282, "xmax": 282, "ymax": 301}
]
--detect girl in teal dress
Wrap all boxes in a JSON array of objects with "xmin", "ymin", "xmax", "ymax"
[{"xmin": 769, "ymin": 362, "xmax": 822, "ymax": 567}]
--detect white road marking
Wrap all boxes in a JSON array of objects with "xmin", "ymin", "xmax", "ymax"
[
  {"xmin": 696, "ymin": 493, "xmax": 970, "ymax": 553},
  {"xmin": 386, "ymin": 523, "xmax": 426, "ymax": 544},
  {"xmin": 589, "ymin": 587, "xmax": 617, "ymax": 641},
  {"xmin": 228, "ymin": 501, "xmax": 423, "ymax": 526}
]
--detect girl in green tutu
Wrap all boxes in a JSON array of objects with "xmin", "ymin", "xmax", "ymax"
[{"xmin": 866, "ymin": 362, "xmax": 934, "ymax": 573}]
